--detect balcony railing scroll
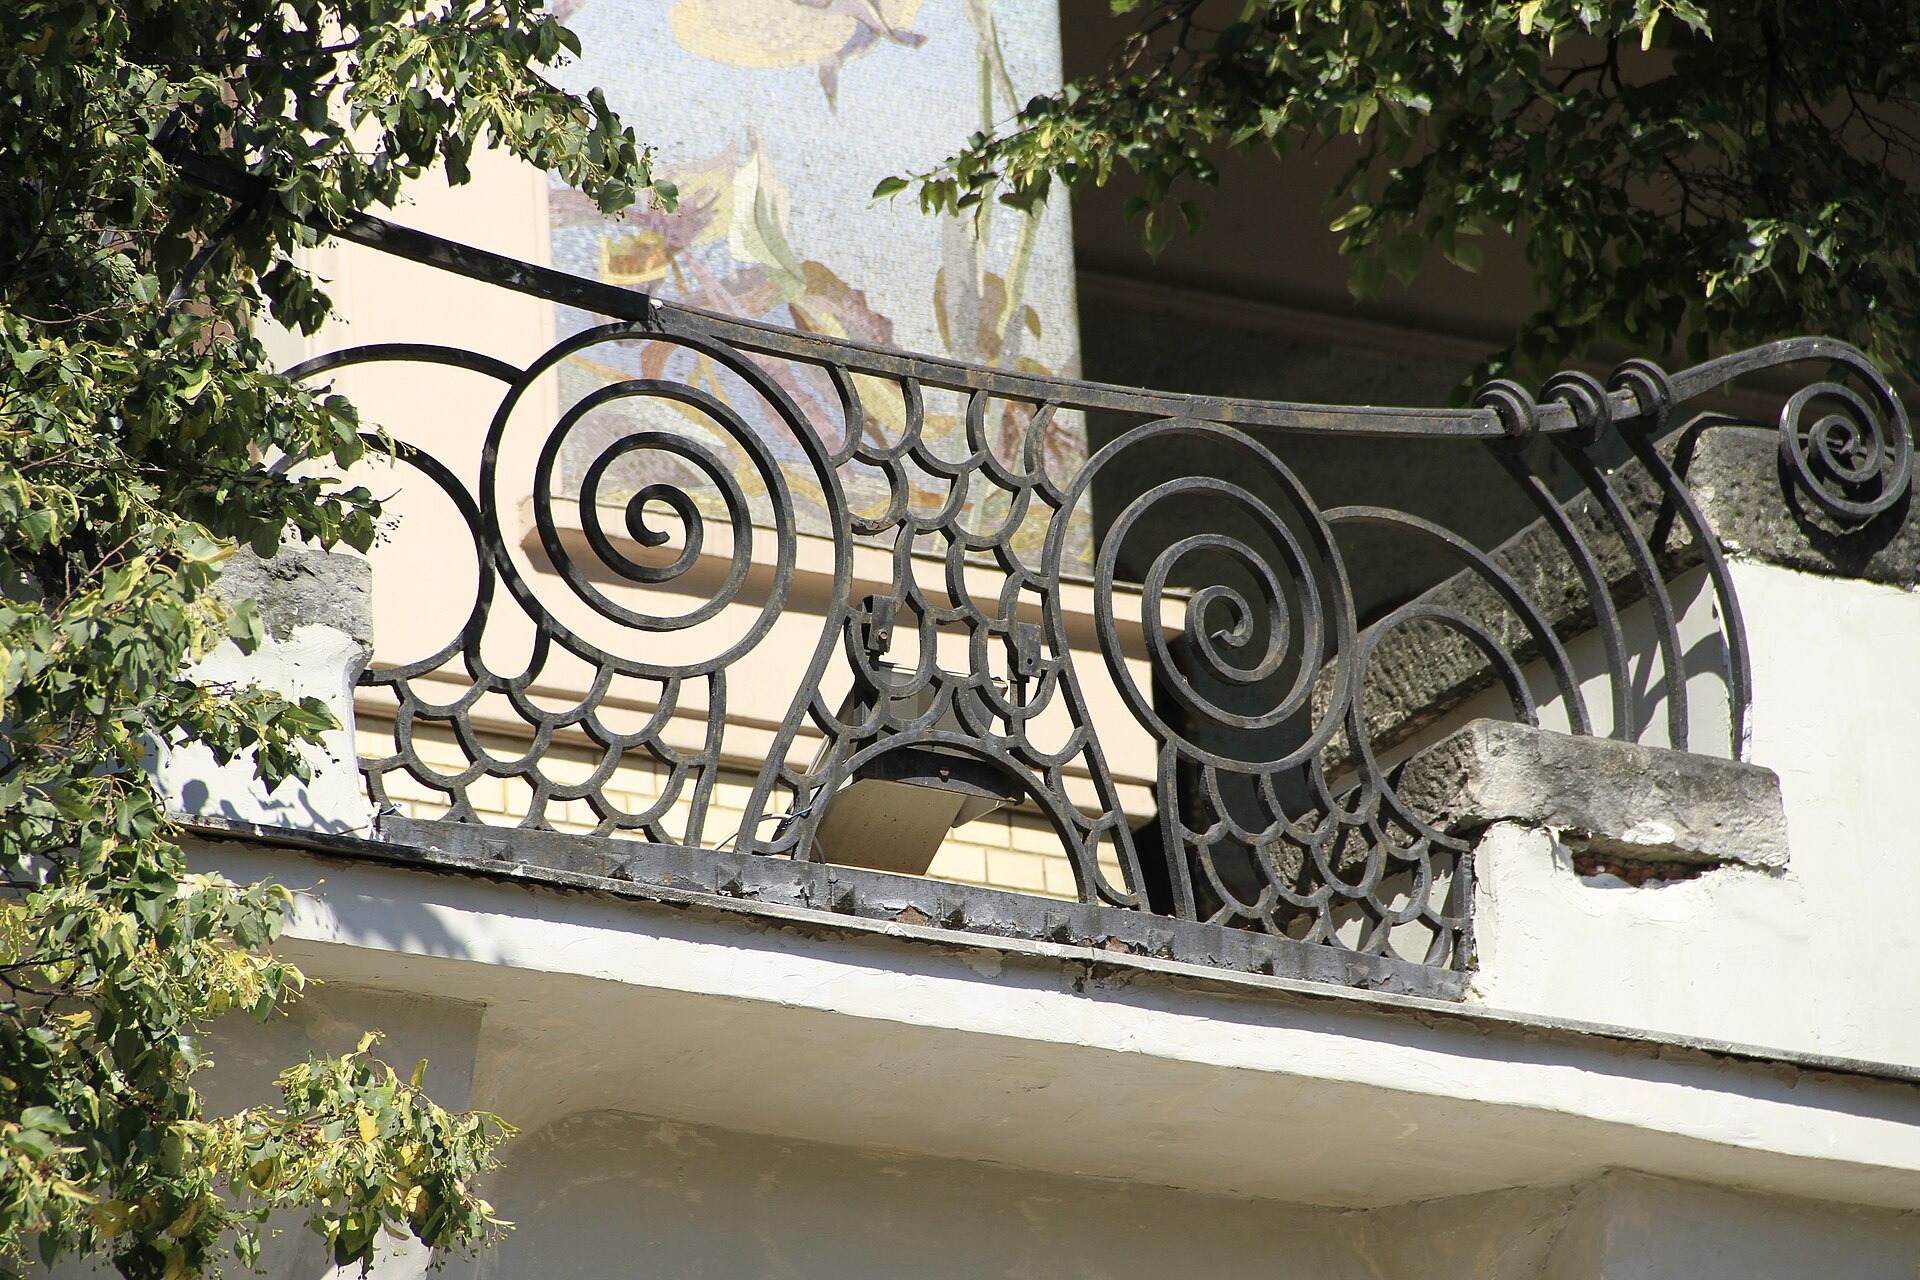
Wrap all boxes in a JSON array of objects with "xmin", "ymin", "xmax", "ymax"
[{"xmin": 271, "ymin": 199, "xmax": 1911, "ymax": 997}]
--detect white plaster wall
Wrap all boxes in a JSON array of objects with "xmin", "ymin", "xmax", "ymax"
[
  {"xmin": 157, "ymin": 620, "xmax": 373, "ymax": 835},
  {"xmin": 189, "ymin": 839, "xmax": 1920, "ymax": 1217},
  {"xmin": 420, "ymin": 1111, "xmax": 1920, "ymax": 1280},
  {"xmin": 456, "ymin": 1110, "xmax": 1383, "ymax": 1280},
  {"xmin": 1739, "ymin": 559, "xmax": 1920, "ymax": 1063},
  {"xmin": 1541, "ymin": 1171, "xmax": 1920, "ymax": 1279},
  {"xmin": 1469, "ymin": 559, "xmax": 1920, "ymax": 1066},
  {"xmin": 1471, "ymin": 822, "xmax": 1816, "ymax": 1047}
]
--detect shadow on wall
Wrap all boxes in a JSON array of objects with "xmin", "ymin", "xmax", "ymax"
[
  {"xmin": 183, "ymin": 833, "xmax": 489, "ymax": 979},
  {"xmin": 175, "ymin": 777, "xmax": 359, "ymax": 835},
  {"xmin": 446, "ymin": 1110, "xmax": 1920, "ymax": 1279},
  {"xmin": 461, "ymin": 1109, "xmax": 1383, "ymax": 1279}
]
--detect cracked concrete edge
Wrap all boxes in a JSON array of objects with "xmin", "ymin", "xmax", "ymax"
[
  {"xmin": 1394, "ymin": 719, "xmax": 1789, "ymax": 870},
  {"xmin": 213, "ymin": 545, "xmax": 373, "ymax": 649}
]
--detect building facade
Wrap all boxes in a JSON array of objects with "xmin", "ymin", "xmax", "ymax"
[{"xmin": 146, "ymin": 3, "xmax": 1920, "ymax": 1275}]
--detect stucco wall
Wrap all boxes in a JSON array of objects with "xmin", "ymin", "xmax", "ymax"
[
  {"xmin": 461, "ymin": 1110, "xmax": 1378, "ymax": 1280},
  {"xmin": 49, "ymin": 966, "xmax": 1919, "ymax": 1278},
  {"xmin": 183, "ymin": 835, "xmax": 1920, "ymax": 1220},
  {"xmin": 438, "ymin": 1112, "xmax": 1920, "ymax": 1280},
  {"xmin": 1469, "ymin": 557, "xmax": 1920, "ymax": 1064}
]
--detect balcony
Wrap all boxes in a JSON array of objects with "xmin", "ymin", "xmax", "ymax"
[
  {"xmin": 165, "ymin": 203, "xmax": 1914, "ymax": 1012},
  {"xmin": 140, "ymin": 194, "xmax": 1920, "ymax": 1275}
]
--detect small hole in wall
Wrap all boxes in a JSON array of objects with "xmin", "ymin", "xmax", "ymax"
[{"xmin": 1571, "ymin": 850, "xmax": 1710, "ymax": 885}]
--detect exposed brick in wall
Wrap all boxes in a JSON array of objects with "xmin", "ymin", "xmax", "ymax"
[{"xmin": 357, "ymin": 719, "xmax": 1123, "ymax": 902}]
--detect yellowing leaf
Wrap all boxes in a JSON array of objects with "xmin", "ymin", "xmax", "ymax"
[{"xmin": 90, "ymin": 1201, "xmax": 134, "ymax": 1235}]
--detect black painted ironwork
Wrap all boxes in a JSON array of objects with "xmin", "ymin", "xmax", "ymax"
[{"xmin": 280, "ymin": 204, "xmax": 1911, "ymax": 994}]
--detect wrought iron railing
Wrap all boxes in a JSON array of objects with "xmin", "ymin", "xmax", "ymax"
[{"xmin": 280, "ymin": 203, "xmax": 1911, "ymax": 996}]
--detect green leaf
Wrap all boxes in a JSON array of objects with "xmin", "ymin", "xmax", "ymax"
[
  {"xmin": 1143, "ymin": 210, "xmax": 1175, "ymax": 259},
  {"xmin": 9, "ymin": 1128, "xmax": 58, "ymax": 1159},
  {"xmin": 227, "ymin": 598, "xmax": 266, "ymax": 655},
  {"xmin": 1349, "ymin": 254, "xmax": 1388, "ymax": 299},
  {"xmin": 1329, "ymin": 204, "xmax": 1373, "ymax": 234},
  {"xmin": 19, "ymin": 507, "xmax": 56, "ymax": 549},
  {"xmin": 1447, "ymin": 238, "xmax": 1484, "ymax": 273},
  {"xmin": 1384, "ymin": 233, "xmax": 1426, "ymax": 284}
]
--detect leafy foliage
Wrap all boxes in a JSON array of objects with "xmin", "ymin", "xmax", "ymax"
[
  {"xmin": 0, "ymin": 0, "xmax": 665, "ymax": 1274},
  {"xmin": 898, "ymin": 1, "xmax": 1920, "ymax": 385}
]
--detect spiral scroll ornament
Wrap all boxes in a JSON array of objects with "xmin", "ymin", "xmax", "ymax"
[
  {"xmin": 1607, "ymin": 357, "xmax": 1677, "ymax": 433},
  {"xmin": 1777, "ymin": 376, "xmax": 1913, "ymax": 522},
  {"xmin": 483, "ymin": 328, "xmax": 826, "ymax": 678},
  {"xmin": 1542, "ymin": 370, "xmax": 1612, "ymax": 448},
  {"xmin": 1074, "ymin": 420, "xmax": 1359, "ymax": 772},
  {"xmin": 1472, "ymin": 379, "xmax": 1542, "ymax": 452},
  {"xmin": 284, "ymin": 344, "xmax": 517, "ymax": 681}
]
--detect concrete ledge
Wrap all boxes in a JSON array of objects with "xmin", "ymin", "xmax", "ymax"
[
  {"xmin": 182, "ymin": 824, "xmax": 1920, "ymax": 1218},
  {"xmin": 370, "ymin": 813, "xmax": 1465, "ymax": 998},
  {"xmin": 180, "ymin": 815, "xmax": 1916, "ymax": 1086},
  {"xmin": 1396, "ymin": 719, "xmax": 1788, "ymax": 870}
]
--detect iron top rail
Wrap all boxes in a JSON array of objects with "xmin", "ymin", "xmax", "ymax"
[
  {"xmin": 337, "ymin": 208, "xmax": 1568, "ymax": 437},
  {"xmin": 185, "ymin": 153, "xmax": 1906, "ymax": 452},
  {"xmin": 183, "ymin": 154, "xmax": 1581, "ymax": 438},
  {"xmin": 318, "ymin": 206, "xmax": 1905, "ymax": 451}
]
